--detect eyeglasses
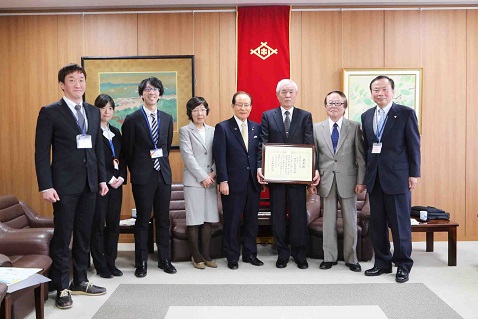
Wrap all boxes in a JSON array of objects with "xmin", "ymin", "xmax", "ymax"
[
  {"xmin": 235, "ymin": 103, "xmax": 251, "ymax": 108},
  {"xmin": 327, "ymin": 102, "xmax": 345, "ymax": 107},
  {"xmin": 192, "ymin": 108, "xmax": 207, "ymax": 114},
  {"xmin": 144, "ymin": 87, "xmax": 159, "ymax": 92}
]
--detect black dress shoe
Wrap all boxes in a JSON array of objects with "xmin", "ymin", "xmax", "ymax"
[
  {"xmin": 108, "ymin": 265, "xmax": 123, "ymax": 277},
  {"xmin": 345, "ymin": 263, "xmax": 362, "ymax": 272},
  {"xmin": 364, "ymin": 266, "xmax": 392, "ymax": 276},
  {"xmin": 228, "ymin": 260, "xmax": 239, "ymax": 270},
  {"xmin": 276, "ymin": 258, "xmax": 288, "ymax": 268},
  {"xmin": 158, "ymin": 260, "xmax": 177, "ymax": 274},
  {"xmin": 294, "ymin": 258, "xmax": 308, "ymax": 269},
  {"xmin": 97, "ymin": 270, "xmax": 113, "ymax": 279},
  {"xmin": 319, "ymin": 261, "xmax": 338, "ymax": 270},
  {"xmin": 395, "ymin": 267, "xmax": 409, "ymax": 283},
  {"xmin": 242, "ymin": 256, "xmax": 264, "ymax": 266},
  {"xmin": 134, "ymin": 262, "xmax": 147, "ymax": 278}
]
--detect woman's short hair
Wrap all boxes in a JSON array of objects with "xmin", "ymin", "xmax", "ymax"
[
  {"xmin": 186, "ymin": 96, "xmax": 209, "ymax": 121},
  {"xmin": 94, "ymin": 94, "xmax": 115, "ymax": 109}
]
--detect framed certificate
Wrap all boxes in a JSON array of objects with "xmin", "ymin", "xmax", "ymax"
[{"xmin": 262, "ymin": 144, "xmax": 315, "ymax": 184}]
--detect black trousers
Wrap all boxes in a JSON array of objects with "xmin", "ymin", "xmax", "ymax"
[
  {"xmin": 50, "ymin": 187, "xmax": 96, "ymax": 291},
  {"xmin": 221, "ymin": 177, "xmax": 260, "ymax": 262},
  {"xmin": 269, "ymin": 183, "xmax": 308, "ymax": 261},
  {"xmin": 132, "ymin": 170, "xmax": 171, "ymax": 264},
  {"xmin": 369, "ymin": 176, "xmax": 413, "ymax": 273},
  {"xmin": 90, "ymin": 185, "xmax": 122, "ymax": 272}
]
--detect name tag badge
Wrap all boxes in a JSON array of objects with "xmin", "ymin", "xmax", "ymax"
[
  {"xmin": 113, "ymin": 159, "xmax": 119, "ymax": 170},
  {"xmin": 76, "ymin": 134, "xmax": 92, "ymax": 149},
  {"xmin": 150, "ymin": 148, "xmax": 163, "ymax": 159},
  {"xmin": 372, "ymin": 143, "xmax": 382, "ymax": 154}
]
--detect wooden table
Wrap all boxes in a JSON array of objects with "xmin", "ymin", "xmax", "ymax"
[
  {"xmin": 1, "ymin": 282, "xmax": 44, "ymax": 319},
  {"xmin": 411, "ymin": 219, "xmax": 459, "ymax": 266}
]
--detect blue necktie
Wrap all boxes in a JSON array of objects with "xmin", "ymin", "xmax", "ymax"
[{"xmin": 331, "ymin": 123, "xmax": 339, "ymax": 153}]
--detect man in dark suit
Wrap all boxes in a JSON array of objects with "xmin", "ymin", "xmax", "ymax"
[
  {"xmin": 257, "ymin": 79, "xmax": 319, "ymax": 269},
  {"xmin": 122, "ymin": 77, "xmax": 176, "ymax": 277},
  {"xmin": 35, "ymin": 63, "xmax": 108, "ymax": 309},
  {"xmin": 361, "ymin": 75, "xmax": 420, "ymax": 283},
  {"xmin": 213, "ymin": 91, "xmax": 264, "ymax": 270}
]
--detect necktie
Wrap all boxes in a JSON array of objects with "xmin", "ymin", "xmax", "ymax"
[
  {"xmin": 241, "ymin": 122, "xmax": 248, "ymax": 151},
  {"xmin": 74, "ymin": 104, "xmax": 85, "ymax": 132},
  {"xmin": 284, "ymin": 111, "xmax": 291, "ymax": 138},
  {"xmin": 331, "ymin": 123, "xmax": 339, "ymax": 153},
  {"xmin": 151, "ymin": 113, "xmax": 160, "ymax": 171},
  {"xmin": 376, "ymin": 108, "xmax": 385, "ymax": 138}
]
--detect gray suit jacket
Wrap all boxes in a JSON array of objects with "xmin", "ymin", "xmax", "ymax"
[
  {"xmin": 314, "ymin": 118, "xmax": 366, "ymax": 199},
  {"xmin": 179, "ymin": 122, "xmax": 216, "ymax": 187}
]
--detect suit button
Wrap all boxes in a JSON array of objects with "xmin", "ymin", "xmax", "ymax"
[
  {"xmin": 334, "ymin": 160, "xmax": 337, "ymax": 162},
  {"xmin": 83, "ymin": 159, "xmax": 86, "ymax": 163},
  {"xmin": 247, "ymin": 167, "xmax": 250, "ymax": 170},
  {"xmin": 204, "ymin": 152, "xmax": 207, "ymax": 155},
  {"xmin": 207, "ymin": 165, "xmax": 210, "ymax": 168}
]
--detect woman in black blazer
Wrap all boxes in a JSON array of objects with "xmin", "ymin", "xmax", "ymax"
[{"xmin": 90, "ymin": 94, "xmax": 127, "ymax": 278}]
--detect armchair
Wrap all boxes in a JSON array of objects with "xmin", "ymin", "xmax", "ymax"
[
  {"xmin": 0, "ymin": 224, "xmax": 52, "ymax": 319},
  {"xmin": 169, "ymin": 184, "xmax": 224, "ymax": 262},
  {"xmin": 0, "ymin": 195, "xmax": 53, "ymax": 235},
  {"xmin": 307, "ymin": 191, "xmax": 373, "ymax": 262}
]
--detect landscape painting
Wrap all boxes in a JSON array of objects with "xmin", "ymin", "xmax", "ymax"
[{"xmin": 82, "ymin": 55, "xmax": 195, "ymax": 148}]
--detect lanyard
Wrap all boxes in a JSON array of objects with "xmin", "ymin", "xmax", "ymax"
[
  {"xmin": 141, "ymin": 107, "xmax": 160, "ymax": 149},
  {"xmin": 105, "ymin": 125, "xmax": 116, "ymax": 158}
]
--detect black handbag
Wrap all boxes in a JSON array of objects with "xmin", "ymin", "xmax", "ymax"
[{"xmin": 411, "ymin": 206, "xmax": 450, "ymax": 220}]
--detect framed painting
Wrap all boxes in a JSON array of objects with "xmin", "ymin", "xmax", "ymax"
[
  {"xmin": 82, "ymin": 55, "xmax": 195, "ymax": 148},
  {"xmin": 342, "ymin": 68, "xmax": 422, "ymax": 131}
]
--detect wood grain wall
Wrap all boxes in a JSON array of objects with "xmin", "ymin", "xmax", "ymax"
[{"xmin": 1, "ymin": 7, "xmax": 477, "ymax": 240}]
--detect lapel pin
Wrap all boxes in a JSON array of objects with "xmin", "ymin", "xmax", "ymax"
[{"xmin": 394, "ymin": 116, "xmax": 397, "ymax": 118}]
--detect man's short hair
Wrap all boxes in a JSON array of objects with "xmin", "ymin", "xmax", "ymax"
[
  {"xmin": 369, "ymin": 75, "xmax": 395, "ymax": 91},
  {"xmin": 58, "ymin": 63, "xmax": 86, "ymax": 83},
  {"xmin": 231, "ymin": 91, "xmax": 253, "ymax": 105},
  {"xmin": 324, "ymin": 90, "xmax": 348, "ymax": 109},
  {"xmin": 276, "ymin": 79, "xmax": 298, "ymax": 93},
  {"xmin": 138, "ymin": 77, "xmax": 164, "ymax": 96}
]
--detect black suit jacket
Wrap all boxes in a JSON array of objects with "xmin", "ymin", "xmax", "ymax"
[
  {"xmin": 122, "ymin": 107, "xmax": 173, "ymax": 185},
  {"xmin": 258, "ymin": 106, "xmax": 314, "ymax": 167},
  {"xmin": 361, "ymin": 103, "xmax": 420, "ymax": 195},
  {"xmin": 35, "ymin": 99, "xmax": 106, "ymax": 195},
  {"xmin": 213, "ymin": 117, "xmax": 261, "ymax": 194},
  {"xmin": 102, "ymin": 125, "xmax": 127, "ymax": 185}
]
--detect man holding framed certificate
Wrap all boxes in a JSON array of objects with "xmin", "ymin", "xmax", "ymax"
[{"xmin": 257, "ymin": 79, "xmax": 319, "ymax": 269}]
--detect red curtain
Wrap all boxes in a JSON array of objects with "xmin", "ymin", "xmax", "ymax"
[{"xmin": 237, "ymin": 6, "xmax": 291, "ymax": 124}]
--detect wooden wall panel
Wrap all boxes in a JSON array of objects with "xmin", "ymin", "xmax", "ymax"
[
  {"xmin": 137, "ymin": 13, "xmax": 194, "ymax": 55},
  {"xmin": 420, "ymin": 10, "xmax": 467, "ymax": 237},
  {"xmin": 342, "ymin": 11, "xmax": 384, "ymax": 68},
  {"xmin": 193, "ymin": 12, "xmax": 221, "ymax": 125},
  {"xmin": 466, "ymin": 10, "xmax": 478, "ymax": 239},
  {"xmin": 0, "ymin": 16, "xmax": 59, "ymax": 216},
  {"xmin": 290, "ymin": 11, "xmax": 303, "ymax": 109},
  {"xmin": 83, "ymin": 14, "xmax": 138, "ymax": 56},
  {"xmin": 57, "ymin": 15, "xmax": 84, "ymax": 67},
  {"xmin": 384, "ymin": 10, "xmax": 422, "ymax": 67},
  {"xmin": 218, "ymin": 12, "xmax": 236, "ymax": 121},
  {"xmin": 300, "ymin": 11, "xmax": 342, "ymax": 122}
]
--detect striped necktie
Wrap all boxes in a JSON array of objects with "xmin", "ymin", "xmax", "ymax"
[{"xmin": 151, "ymin": 113, "xmax": 160, "ymax": 171}]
